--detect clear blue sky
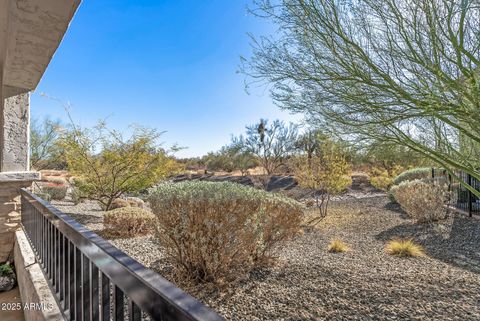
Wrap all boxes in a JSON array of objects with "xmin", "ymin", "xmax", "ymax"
[{"xmin": 30, "ymin": 0, "xmax": 301, "ymax": 157}]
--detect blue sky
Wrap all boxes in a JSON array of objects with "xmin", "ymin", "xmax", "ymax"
[{"xmin": 30, "ymin": 0, "xmax": 301, "ymax": 157}]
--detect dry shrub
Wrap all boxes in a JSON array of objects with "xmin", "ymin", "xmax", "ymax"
[
  {"xmin": 103, "ymin": 207, "xmax": 155, "ymax": 237},
  {"xmin": 42, "ymin": 184, "xmax": 67, "ymax": 200},
  {"xmin": 392, "ymin": 179, "xmax": 449, "ymax": 223},
  {"xmin": 385, "ymin": 239, "xmax": 424, "ymax": 257},
  {"xmin": 148, "ymin": 181, "xmax": 303, "ymax": 284},
  {"xmin": 108, "ymin": 198, "xmax": 131, "ymax": 210},
  {"xmin": 328, "ymin": 239, "xmax": 349, "ymax": 253},
  {"xmin": 126, "ymin": 197, "xmax": 145, "ymax": 208}
]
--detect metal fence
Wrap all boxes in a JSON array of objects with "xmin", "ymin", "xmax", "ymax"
[
  {"xmin": 432, "ymin": 168, "xmax": 480, "ymax": 217},
  {"xmin": 20, "ymin": 188, "xmax": 226, "ymax": 321}
]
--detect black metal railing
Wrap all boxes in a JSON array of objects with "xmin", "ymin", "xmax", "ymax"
[
  {"xmin": 432, "ymin": 168, "xmax": 480, "ymax": 217},
  {"xmin": 20, "ymin": 188, "xmax": 226, "ymax": 321}
]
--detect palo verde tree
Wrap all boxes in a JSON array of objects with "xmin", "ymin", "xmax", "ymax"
[
  {"xmin": 234, "ymin": 119, "xmax": 298, "ymax": 175},
  {"xmin": 243, "ymin": 0, "xmax": 480, "ymax": 196},
  {"xmin": 290, "ymin": 134, "xmax": 351, "ymax": 224},
  {"xmin": 61, "ymin": 122, "xmax": 181, "ymax": 210},
  {"xmin": 30, "ymin": 117, "xmax": 65, "ymax": 170}
]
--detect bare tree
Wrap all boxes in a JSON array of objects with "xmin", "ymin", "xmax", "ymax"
[
  {"xmin": 234, "ymin": 119, "xmax": 298, "ymax": 175},
  {"xmin": 243, "ymin": 0, "xmax": 480, "ymax": 196}
]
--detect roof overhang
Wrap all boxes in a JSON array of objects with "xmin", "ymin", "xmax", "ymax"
[{"xmin": 0, "ymin": 0, "xmax": 80, "ymax": 98}]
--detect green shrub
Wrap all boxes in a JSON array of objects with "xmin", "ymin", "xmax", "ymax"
[
  {"xmin": 103, "ymin": 207, "xmax": 156, "ymax": 237},
  {"xmin": 148, "ymin": 181, "xmax": 303, "ymax": 283},
  {"xmin": 41, "ymin": 185, "xmax": 67, "ymax": 200},
  {"xmin": 391, "ymin": 179, "xmax": 449, "ymax": 223},
  {"xmin": 0, "ymin": 262, "xmax": 14, "ymax": 276},
  {"xmin": 34, "ymin": 192, "xmax": 52, "ymax": 202},
  {"xmin": 392, "ymin": 167, "xmax": 432, "ymax": 186}
]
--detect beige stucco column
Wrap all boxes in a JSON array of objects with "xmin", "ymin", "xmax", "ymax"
[
  {"xmin": 0, "ymin": 92, "xmax": 40, "ymax": 263},
  {"xmin": 0, "ymin": 0, "xmax": 80, "ymax": 262}
]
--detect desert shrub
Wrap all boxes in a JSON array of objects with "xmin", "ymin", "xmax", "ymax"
[
  {"xmin": 126, "ymin": 197, "xmax": 145, "ymax": 208},
  {"xmin": 370, "ymin": 166, "xmax": 404, "ymax": 191},
  {"xmin": 61, "ymin": 123, "xmax": 181, "ymax": 210},
  {"xmin": 148, "ymin": 181, "xmax": 303, "ymax": 283},
  {"xmin": 392, "ymin": 180, "xmax": 449, "ymax": 223},
  {"xmin": 385, "ymin": 239, "xmax": 424, "ymax": 257},
  {"xmin": 103, "ymin": 207, "xmax": 156, "ymax": 237},
  {"xmin": 34, "ymin": 192, "xmax": 52, "ymax": 202},
  {"xmin": 41, "ymin": 184, "xmax": 67, "ymax": 200},
  {"xmin": 107, "ymin": 198, "xmax": 131, "ymax": 210},
  {"xmin": 392, "ymin": 167, "xmax": 432, "ymax": 186},
  {"xmin": 328, "ymin": 239, "xmax": 349, "ymax": 253},
  {"xmin": 0, "ymin": 262, "xmax": 14, "ymax": 276},
  {"xmin": 290, "ymin": 137, "xmax": 351, "ymax": 223}
]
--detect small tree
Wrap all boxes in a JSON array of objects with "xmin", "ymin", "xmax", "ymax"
[
  {"xmin": 234, "ymin": 119, "xmax": 298, "ymax": 175},
  {"xmin": 61, "ymin": 122, "xmax": 181, "ymax": 210},
  {"xmin": 30, "ymin": 117, "xmax": 65, "ymax": 170},
  {"xmin": 291, "ymin": 138, "xmax": 351, "ymax": 224}
]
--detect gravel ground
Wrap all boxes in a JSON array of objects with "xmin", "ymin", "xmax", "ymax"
[{"xmin": 52, "ymin": 197, "xmax": 480, "ymax": 321}]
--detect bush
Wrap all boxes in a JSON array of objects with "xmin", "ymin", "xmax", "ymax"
[
  {"xmin": 41, "ymin": 185, "xmax": 67, "ymax": 200},
  {"xmin": 107, "ymin": 198, "xmax": 131, "ymax": 210},
  {"xmin": 103, "ymin": 207, "xmax": 156, "ymax": 237},
  {"xmin": 148, "ymin": 181, "xmax": 303, "ymax": 283},
  {"xmin": 385, "ymin": 239, "xmax": 424, "ymax": 257},
  {"xmin": 327, "ymin": 239, "xmax": 349, "ymax": 253},
  {"xmin": 391, "ymin": 180, "xmax": 449, "ymax": 223},
  {"xmin": 370, "ymin": 166, "xmax": 404, "ymax": 191},
  {"xmin": 34, "ymin": 192, "xmax": 52, "ymax": 202},
  {"xmin": 392, "ymin": 167, "xmax": 432, "ymax": 186}
]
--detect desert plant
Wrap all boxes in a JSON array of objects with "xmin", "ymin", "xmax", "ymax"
[
  {"xmin": 233, "ymin": 119, "xmax": 298, "ymax": 175},
  {"xmin": 385, "ymin": 239, "xmax": 424, "ymax": 257},
  {"xmin": 148, "ymin": 181, "xmax": 303, "ymax": 283},
  {"xmin": 370, "ymin": 166, "xmax": 404, "ymax": 191},
  {"xmin": 392, "ymin": 180, "xmax": 449, "ymax": 223},
  {"xmin": 290, "ymin": 138, "xmax": 351, "ymax": 223},
  {"xmin": 392, "ymin": 168, "xmax": 433, "ymax": 186},
  {"xmin": 41, "ymin": 184, "xmax": 67, "ymax": 200},
  {"xmin": 103, "ymin": 207, "xmax": 156, "ymax": 237},
  {"xmin": 107, "ymin": 198, "xmax": 131, "ymax": 211},
  {"xmin": 328, "ymin": 239, "xmax": 349, "ymax": 253},
  {"xmin": 61, "ymin": 123, "xmax": 181, "ymax": 210},
  {"xmin": 0, "ymin": 262, "xmax": 14, "ymax": 276}
]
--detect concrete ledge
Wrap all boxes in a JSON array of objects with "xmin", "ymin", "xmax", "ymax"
[
  {"xmin": 14, "ymin": 230, "xmax": 65, "ymax": 321},
  {"xmin": 0, "ymin": 172, "xmax": 41, "ymax": 183}
]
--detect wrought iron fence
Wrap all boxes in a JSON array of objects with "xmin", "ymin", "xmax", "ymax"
[
  {"xmin": 20, "ymin": 188, "xmax": 226, "ymax": 321},
  {"xmin": 431, "ymin": 168, "xmax": 480, "ymax": 217}
]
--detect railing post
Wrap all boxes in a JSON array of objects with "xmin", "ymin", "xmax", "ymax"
[
  {"xmin": 431, "ymin": 167, "xmax": 435, "ymax": 179},
  {"xmin": 467, "ymin": 174, "xmax": 473, "ymax": 217}
]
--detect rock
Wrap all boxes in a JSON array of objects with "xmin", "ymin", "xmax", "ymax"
[
  {"xmin": 0, "ymin": 274, "xmax": 16, "ymax": 292},
  {"xmin": 266, "ymin": 175, "xmax": 298, "ymax": 191}
]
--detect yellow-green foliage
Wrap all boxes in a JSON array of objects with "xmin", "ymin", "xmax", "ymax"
[
  {"xmin": 328, "ymin": 239, "xmax": 349, "ymax": 253},
  {"xmin": 392, "ymin": 180, "xmax": 449, "ymax": 223},
  {"xmin": 385, "ymin": 239, "xmax": 424, "ymax": 257},
  {"xmin": 61, "ymin": 123, "xmax": 181, "ymax": 210},
  {"xmin": 292, "ymin": 140, "xmax": 352, "ymax": 195},
  {"xmin": 148, "ymin": 181, "xmax": 304, "ymax": 283},
  {"xmin": 370, "ymin": 166, "xmax": 404, "ymax": 191},
  {"xmin": 290, "ymin": 138, "xmax": 351, "ymax": 221},
  {"xmin": 103, "ymin": 207, "xmax": 156, "ymax": 237}
]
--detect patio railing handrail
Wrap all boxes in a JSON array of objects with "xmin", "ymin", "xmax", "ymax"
[{"xmin": 20, "ymin": 188, "xmax": 226, "ymax": 321}]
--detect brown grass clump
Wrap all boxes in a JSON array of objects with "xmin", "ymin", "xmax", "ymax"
[
  {"xmin": 328, "ymin": 239, "xmax": 349, "ymax": 253},
  {"xmin": 385, "ymin": 239, "xmax": 424, "ymax": 257},
  {"xmin": 103, "ymin": 207, "xmax": 155, "ymax": 237}
]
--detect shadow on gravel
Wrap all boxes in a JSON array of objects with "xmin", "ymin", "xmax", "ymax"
[
  {"xmin": 376, "ymin": 214, "xmax": 480, "ymax": 274},
  {"xmin": 383, "ymin": 201, "xmax": 410, "ymax": 219},
  {"xmin": 64, "ymin": 212, "xmax": 102, "ymax": 225}
]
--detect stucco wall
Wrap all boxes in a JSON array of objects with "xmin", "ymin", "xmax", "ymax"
[{"xmin": 2, "ymin": 93, "xmax": 29, "ymax": 172}]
